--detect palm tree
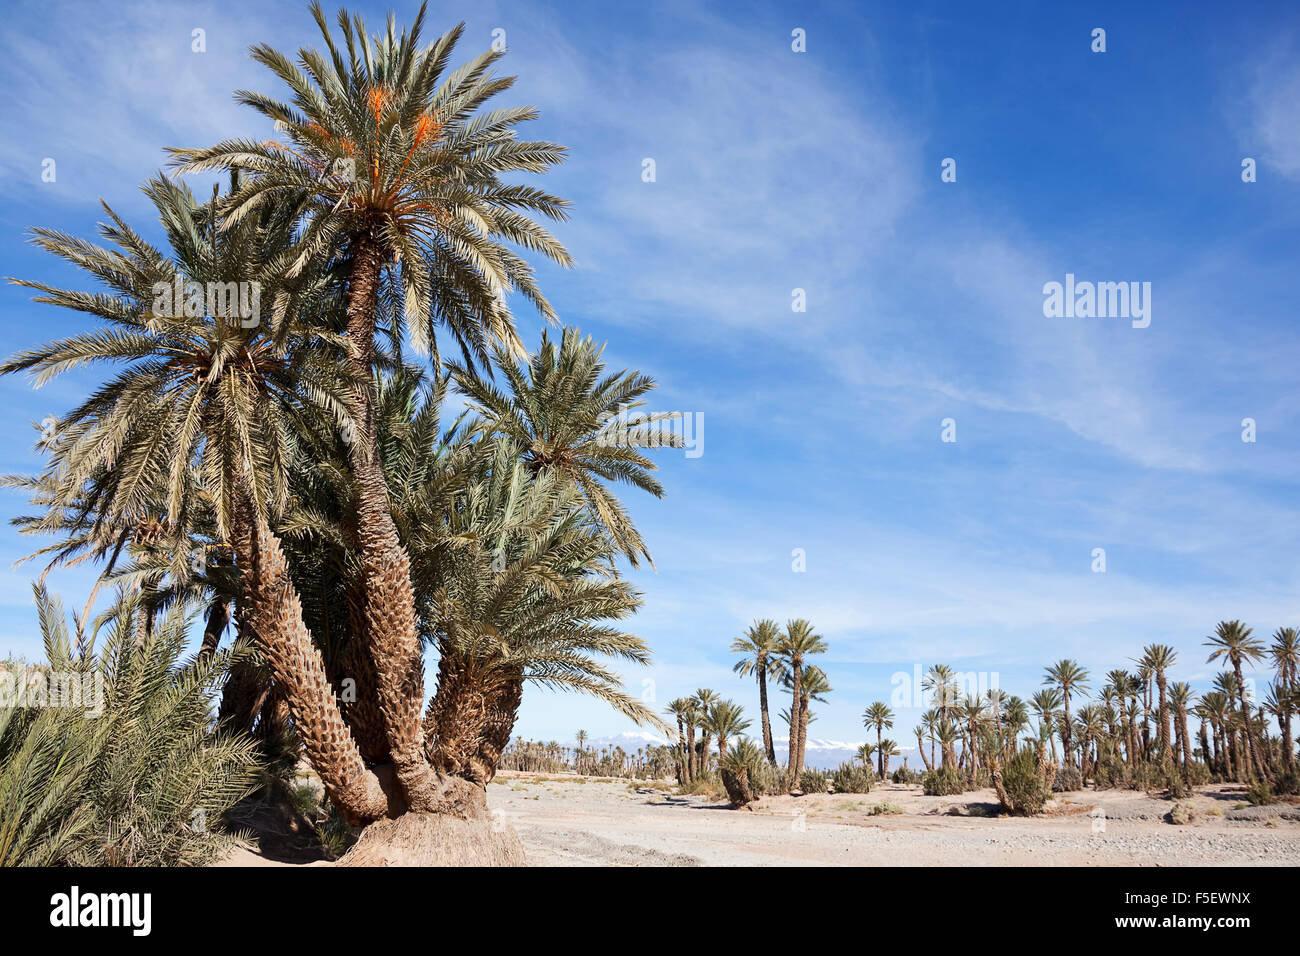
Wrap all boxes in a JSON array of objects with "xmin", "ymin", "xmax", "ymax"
[
  {"xmin": 1205, "ymin": 620, "xmax": 1270, "ymax": 782},
  {"xmin": 574, "ymin": 729, "xmax": 588, "ymax": 775},
  {"xmin": 707, "ymin": 700, "xmax": 751, "ymax": 762},
  {"xmin": 1029, "ymin": 688, "xmax": 1062, "ymax": 762},
  {"xmin": 171, "ymin": 3, "xmax": 574, "ymax": 812},
  {"xmin": 731, "ymin": 619, "xmax": 782, "ymax": 763},
  {"xmin": 775, "ymin": 619, "xmax": 826, "ymax": 788},
  {"xmin": 665, "ymin": 698, "xmax": 693, "ymax": 784},
  {"xmin": 795, "ymin": 666, "xmax": 832, "ymax": 773},
  {"xmin": 923, "ymin": 664, "xmax": 960, "ymax": 720},
  {"xmin": 692, "ymin": 689, "xmax": 720, "ymax": 777},
  {"xmin": 1170, "ymin": 682, "xmax": 1194, "ymax": 775},
  {"xmin": 912, "ymin": 726, "xmax": 932, "ymax": 771},
  {"xmin": 878, "ymin": 738, "xmax": 900, "ymax": 781},
  {"xmin": 451, "ymin": 328, "xmax": 678, "ymax": 567},
  {"xmin": 1043, "ymin": 659, "xmax": 1089, "ymax": 769},
  {"xmin": 0, "ymin": 176, "xmax": 407, "ymax": 822},
  {"xmin": 1270, "ymin": 627, "xmax": 1298, "ymax": 770},
  {"xmin": 856, "ymin": 741, "xmax": 876, "ymax": 770},
  {"xmin": 863, "ymin": 701, "xmax": 894, "ymax": 780},
  {"xmin": 1137, "ymin": 644, "xmax": 1177, "ymax": 766}
]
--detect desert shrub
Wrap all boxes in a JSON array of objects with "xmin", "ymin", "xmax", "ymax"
[
  {"xmin": 1130, "ymin": 761, "xmax": 1165, "ymax": 793},
  {"xmin": 798, "ymin": 768, "xmax": 829, "ymax": 793},
  {"xmin": 922, "ymin": 766, "xmax": 965, "ymax": 796},
  {"xmin": 1167, "ymin": 802, "xmax": 1196, "ymax": 825},
  {"xmin": 1052, "ymin": 765, "xmax": 1083, "ymax": 792},
  {"xmin": 1184, "ymin": 761, "xmax": 1212, "ymax": 787},
  {"xmin": 0, "ymin": 589, "xmax": 260, "ymax": 866},
  {"xmin": 891, "ymin": 767, "xmax": 921, "ymax": 785},
  {"xmin": 1246, "ymin": 780, "xmax": 1276, "ymax": 806},
  {"xmin": 866, "ymin": 802, "xmax": 903, "ymax": 815},
  {"xmin": 1274, "ymin": 768, "xmax": 1300, "ymax": 796},
  {"xmin": 1092, "ymin": 757, "xmax": 1126, "ymax": 790},
  {"xmin": 995, "ymin": 747, "xmax": 1051, "ymax": 816},
  {"xmin": 831, "ymin": 762, "xmax": 874, "ymax": 794}
]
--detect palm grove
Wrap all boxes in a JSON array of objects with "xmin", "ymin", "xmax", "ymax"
[
  {"xmin": 690, "ymin": 618, "xmax": 1298, "ymax": 813},
  {"xmin": 0, "ymin": 3, "xmax": 680, "ymax": 863}
]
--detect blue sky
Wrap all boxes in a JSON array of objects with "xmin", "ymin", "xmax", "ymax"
[{"xmin": 1, "ymin": 0, "xmax": 1299, "ymax": 755}]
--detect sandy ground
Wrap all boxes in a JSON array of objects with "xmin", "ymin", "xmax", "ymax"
[
  {"xmin": 488, "ymin": 773, "xmax": 1300, "ymax": 866},
  {"xmin": 216, "ymin": 773, "xmax": 1300, "ymax": 866}
]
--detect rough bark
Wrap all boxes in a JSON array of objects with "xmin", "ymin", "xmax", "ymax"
[
  {"xmin": 242, "ymin": 508, "xmax": 391, "ymax": 825},
  {"xmin": 424, "ymin": 657, "xmax": 523, "ymax": 785},
  {"xmin": 786, "ymin": 660, "xmax": 802, "ymax": 789},
  {"xmin": 340, "ymin": 229, "xmax": 446, "ymax": 811},
  {"xmin": 720, "ymin": 768, "xmax": 754, "ymax": 808},
  {"xmin": 199, "ymin": 598, "xmax": 229, "ymax": 660},
  {"xmin": 758, "ymin": 660, "xmax": 775, "ymax": 764}
]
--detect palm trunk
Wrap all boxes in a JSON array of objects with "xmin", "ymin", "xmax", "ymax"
[
  {"xmin": 758, "ymin": 661, "xmax": 775, "ymax": 764},
  {"xmin": 797, "ymin": 696, "xmax": 810, "ymax": 775},
  {"xmin": 1156, "ymin": 672, "xmax": 1170, "ymax": 763},
  {"xmin": 786, "ymin": 660, "xmax": 802, "ymax": 789},
  {"xmin": 241, "ymin": 507, "xmax": 390, "ymax": 824},
  {"xmin": 1233, "ymin": 661, "xmax": 1269, "ymax": 782},
  {"xmin": 343, "ymin": 231, "xmax": 441, "ymax": 809},
  {"xmin": 199, "ymin": 598, "xmax": 229, "ymax": 660}
]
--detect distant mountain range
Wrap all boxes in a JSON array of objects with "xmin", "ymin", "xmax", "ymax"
[{"xmin": 580, "ymin": 732, "xmax": 921, "ymax": 772}]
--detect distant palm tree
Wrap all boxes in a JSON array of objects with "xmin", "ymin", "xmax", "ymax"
[
  {"xmin": 863, "ymin": 702, "xmax": 894, "ymax": 780},
  {"xmin": 731, "ymin": 619, "xmax": 782, "ymax": 763},
  {"xmin": 692, "ymin": 689, "xmax": 720, "ymax": 777},
  {"xmin": 878, "ymin": 738, "xmax": 901, "ymax": 781},
  {"xmin": 1170, "ymin": 683, "xmax": 1194, "ymax": 774},
  {"xmin": 1043, "ymin": 659, "xmax": 1089, "ymax": 770},
  {"xmin": 856, "ymin": 742, "xmax": 877, "ymax": 769},
  {"xmin": 795, "ymin": 666, "xmax": 832, "ymax": 773},
  {"xmin": 1270, "ymin": 627, "xmax": 1298, "ymax": 770},
  {"xmin": 775, "ymin": 619, "xmax": 826, "ymax": 789},
  {"xmin": 574, "ymin": 729, "xmax": 588, "ymax": 774},
  {"xmin": 664, "ymin": 699, "xmax": 693, "ymax": 783},
  {"xmin": 707, "ymin": 700, "xmax": 751, "ymax": 762},
  {"xmin": 1206, "ymin": 620, "xmax": 1270, "ymax": 782},
  {"xmin": 1137, "ymin": 644, "xmax": 1177, "ymax": 766}
]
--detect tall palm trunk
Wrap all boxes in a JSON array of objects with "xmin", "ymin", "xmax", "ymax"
[
  {"xmin": 241, "ymin": 506, "xmax": 390, "ymax": 824},
  {"xmin": 1060, "ymin": 692, "xmax": 1073, "ymax": 770},
  {"xmin": 685, "ymin": 723, "xmax": 697, "ymax": 782},
  {"xmin": 758, "ymin": 659, "xmax": 775, "ymax": 764},
  {"xmin": 199, "ymin": 598, "xmax": 230, "ymax": 660},
  {"xmin": 1232, "ymin": 660, "xmax": 1269, "ymax": 782},
  {"xmin": 675, "ymin": 717, "xmax": 687, "ymax": 784},
  {"xmin": 917, "ymin": 731, "xmax": 933, "ymax": 771},
  {"xmin": 786, "ymin": 659, "xmax": 803, "ymax": 787},
  {"xmin": 1155, "ymin": 671, "xmax": 1170, "ymax": 764},
  {"xmin": 343, "ymin": 232, "xmax": 438, "ymax": 807},
  {"xmin": 797, "ymin": 694, "xmax": 810, "ymax": 775}
]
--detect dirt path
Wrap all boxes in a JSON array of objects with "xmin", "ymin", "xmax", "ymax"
[{"xmin": 489, "ymin": 774, "xmax": 1300, "ymax": 866}]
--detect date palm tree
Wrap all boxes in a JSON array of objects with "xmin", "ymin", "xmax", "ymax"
[
  {"xmin": 692, "ymin": 689, "xmax": 720, "ymax": 777},
  {"xmin": 450, "ymin": 328, "xmax": 679, "ymax": 567},
  {"xmin": 1043, "ymin": 659, "xmax": 1089, "ymax": 769},
  {"xmin": 1137, "ymin": 644, "xmax": 1177, "ymax": 766},
  {"xmin": 878, "ymin": 738, "xmax": 900, "ymax": 781},
  {"xmin": 1030, "ymin": 688, "xmax": 1062, "ymax": 762},
  {"xmin": 775, "ymin": 619, "xmax": 825, "ymax": 788},
  {"xmin": 863, "ymin": 701, "xmax": 894, "ymax": 780},
  {"xmin": 665, "ymin": 698, "xmax": 693, "ymax": 784},
  {"xmin": 794, "ymin": 665, "xmax": 832, "ymax": 773},
  {"xmin": 170, "ymin": 2, "xmax": 574, "ymax": 812},
  {"xmin": 1170, "ymin": 682, "xmax": 1194, "ymax": 775},
  {"xmin": 1270, "ymin": 627, "xmax": 1298, "ymax": 770},
  {"xmin": 1206, "ymin": 620, "xmax": 1270, "ymax": 782},
  {"xmin": 731, "ymin": 619, "xmax": 782, "ymax": 763},
  {"xmin": 707, "ymin": 700, "xmax": 751, "ymax": 762}
]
